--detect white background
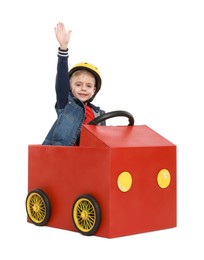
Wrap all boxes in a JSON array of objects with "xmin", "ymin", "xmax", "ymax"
[{"xmin": 1, "ymin": 0, "xmax": 204, "ymax": 259}]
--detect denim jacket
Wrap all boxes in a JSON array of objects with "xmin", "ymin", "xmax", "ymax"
[{"xmin": 42, "ymin": 94, "xmax": 105, "ymax": 146}]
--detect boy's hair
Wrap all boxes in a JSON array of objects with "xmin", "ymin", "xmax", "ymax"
[{"xmin": 70, "ymin": 69, "xmax": 96, "ymax": 85}]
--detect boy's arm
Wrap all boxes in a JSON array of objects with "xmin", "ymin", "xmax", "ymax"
[
  {"xmin": 55, "ymin": 49, "xmax": 70, "ymax": 109},
  {"xmin": 54, "ymin": 22, "xmax": 72, "ymax": 109}
]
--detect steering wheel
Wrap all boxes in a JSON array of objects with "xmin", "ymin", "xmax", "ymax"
[{"xmin": 88, "ymin": 110, "xmax": 134, "ymax": 126}]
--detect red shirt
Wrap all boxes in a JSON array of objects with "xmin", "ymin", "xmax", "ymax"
[{"xmin": 83, "ymin": 105, "xmax": 95, "ymax": 124}]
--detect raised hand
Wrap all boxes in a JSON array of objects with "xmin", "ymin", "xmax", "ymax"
[{"xmin": 55, "ymin": 22, "xmax": 72, "ymax": 50}]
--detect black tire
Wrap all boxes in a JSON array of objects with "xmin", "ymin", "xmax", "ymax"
[
  {"xmin": 72, "ymin": 194, "xmax": 101, "ymax": 236},
  {"xmin": 26, "ymin": 189, "xmax": 51, "ymax": 226}
]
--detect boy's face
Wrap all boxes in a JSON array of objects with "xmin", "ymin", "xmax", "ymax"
[{"xmin": 70, "ymin": 71, "xmax": 96, "ymax": 102}]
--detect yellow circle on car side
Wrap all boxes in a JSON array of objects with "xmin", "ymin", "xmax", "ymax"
[
  {"xmin": 117, "ymin": 171, "xmax": 132, "ymax": 192},
  {"xmin": 157, "ymin": 169, "xmax": 171, "ymax": 188}
]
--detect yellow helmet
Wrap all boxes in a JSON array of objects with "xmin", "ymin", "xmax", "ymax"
[{"xmin": 69, "ymin": 62, "xmax": 102, "ymax": 96}]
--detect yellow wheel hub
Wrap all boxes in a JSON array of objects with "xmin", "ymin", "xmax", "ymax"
[
  {"xmin": 81, "ymin": 210, "xmax": 88, "ymax": 220},
  {"xmin": 33, "ymin": 204, "xmax": 39, "ymax": 212}
]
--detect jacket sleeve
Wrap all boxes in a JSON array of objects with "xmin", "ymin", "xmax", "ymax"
[{"xmin": 55, "ymin": 48, "xmax": 71, "ymax": 109}]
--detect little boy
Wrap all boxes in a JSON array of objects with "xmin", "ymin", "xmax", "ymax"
[{"xmin": 42, "ymin": 22, "xmax": 105, "ymax": 146}]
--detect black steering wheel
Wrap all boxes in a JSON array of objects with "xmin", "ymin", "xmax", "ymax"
[{"xmin": 88, "ymin": 110, "xmax": 134, "ymax": 126}]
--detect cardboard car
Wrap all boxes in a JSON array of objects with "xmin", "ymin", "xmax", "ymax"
[{"xmin": 26, "ymin": 110, "xmax": 176, "ymax": 238}]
